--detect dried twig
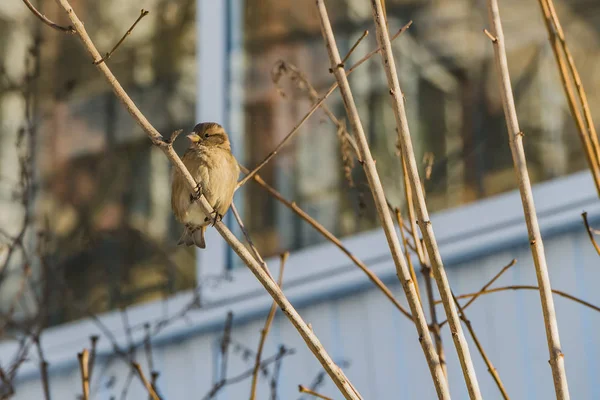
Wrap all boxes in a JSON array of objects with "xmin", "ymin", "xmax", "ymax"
[
  {"xmin": 316, "ymin": 1, "xmax": 448, "ymax": 398},
  {"xmin": 439, "ymin": 259, "xmax": 517, "ymax": 328},
  {"xmin": 450, "ymin": 286, "xmax": 600, "ymax": 314},
  {"xmin": 236, "ymin": 21, "xmax": 412, "ymax": 190},
  {"xmin": 535, "ymin": 0, "xmax": 600, "ymax": 196},
  {"xmin": 77, "ymin": 350, "xmax": 90, "ymax": 400},
  {"xmin": 93, "ymin": 9, "xmax": 150, "ymax": 65},
  {"xmin": 581, "ymin": 212, "xmax": 600, "ymax": 257},
  {"xmin": 452, "ymin": 293, "xmax": 510, "ymax": 400},
  {"xmin": 43, "ymin": 2, "xmax": 359, "ymax": 397},
  {"xmin": 245, "ymin": 167, "xmax": 412, "ymax": 320},
  {"xmin": 132, "ymin": 362, "xmax": 160, "ymax": 400},
  {"xmin": 20, "ymin": 0, "xmax": 75, "ymax": 34},
  {"xmin": 369, "ymin": 0, "xmax": 481, "ymax": 396},
  {"xmin": 486, "ymin": 1, "xmax": 570, "ymax": 397},
  {"xmin": 250, "ymin": 253, "xmax": 288, "ymax": 400},
  {"xmin": 299, "ymin": 384, "xmax": 333, "ymax": 400}
]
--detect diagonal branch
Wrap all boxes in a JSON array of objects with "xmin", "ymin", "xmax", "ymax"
[
  {"xmin": 235, "ymin": 21, "xmax": 412, "ymax": 190},
  {"xmin": 44, "ymin": 1, "xmax": 360, "ymax": 398},
  {"xmin": 486, "ymin": 0, "xmax": 570, "ymax": 398},
  {"xmin": 21, "ymin": 0, "xmax": 75, "ymax": 34},
  {"xmin": 368, "ymin": 0, "xmax": 481, "ymax": 397},
  {"xmin": 249, "ymin": 253, "xmax": 288, "ymax": 400},
  {"xmin": 581, "ymin": 212, "xmax": 600, "ymax": 257},
  {"xmin": 93, "ymin": 9, "xmax": 150, "ymax": 65},
  {"xmin": 245, "ymin": 167, "xmax": 413, "ymax": 321},
  {"xmin": 316, "ymin": 1, "xmax": 449, "ymax": 398}
]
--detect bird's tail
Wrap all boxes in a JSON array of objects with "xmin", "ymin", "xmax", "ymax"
[{"xmin": 177, "ymin": 225, "xmax": 206, "ymax": 249}]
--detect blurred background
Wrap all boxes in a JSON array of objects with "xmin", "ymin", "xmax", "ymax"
[{"xmin": 1, "ymin": 0, "xmax": 600, "ymax": 399}]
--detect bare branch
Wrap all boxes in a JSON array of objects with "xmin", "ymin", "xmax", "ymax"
[
  {"xmin": 77, "ymin": 350, "xmax": 90, "ymax": 400},
  {"xmin": 250, "ymin": 253, "xmax": 288, "ymax": 400},
  {"xmin": 316, "ymin": 1, "xmax": 449, "ymax": 398},
  {"xmin": 369, "ymin": 0, "xmax": 481, "ymax": 395},
  {"xmin": 486, "ymin": 0, "xmax": 570, "ymax": 396},
  {"xmin": 132, "ymin": 362, "xmax": 160, "ymax": 400},
  {"xmin": 451, "ymin": 286, "xmax": 600, "ymax": 314},
  {"xmin": 21, "ymin": 0, "xmax": 75, "ymax": 34},
  {"xmin": 299, "ymin": 384, "xmax": 333, "ymax": 400},
  {"xmin": 582, "ymin": 212, "xmax": 600, "ymax": 257},
  {"xmin": 235, "ymin": 21, "xmax": 412, "ymax": 191},
  {"xmin": 93, "ymin": 9, "xmax": 150, "ymax": 65},
  {"xmin": 48, "ymin": 1, "xmax": 360, "ymax": 397}
]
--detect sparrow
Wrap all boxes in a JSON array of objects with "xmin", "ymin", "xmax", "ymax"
[{"xmin": 171, "ymin": 122, "xmax": 240, "ymax": 248}]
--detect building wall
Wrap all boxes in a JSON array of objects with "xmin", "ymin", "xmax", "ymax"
[{"xmin": 10, "ymin": 179, "xmax": 600, "ymax": 399}]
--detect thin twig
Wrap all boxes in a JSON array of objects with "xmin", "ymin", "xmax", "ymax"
[
  {"xmin": 132, "ymin": 362, "xmax": 160, "ymax": 400},
  {"xmin": 235, "ymin": 21, "xmax": 413, "ymax": 190},
  {"xmin": 439, "ymin": 259, "xmax": 517, "ymax": 328},
  {"xmin": 486, "ymin": 1, "xmax": 570, "ymax": 397},
  {"xmin": 395, "ymin": 209, "xmax": 422, "ymax": 305},
  {"xmin": 20, "ymin": 0, "xmax": 75, "ymax": 34},
  {"xmin": 78, "ymin": 350, "xmax": 90, "ymax": 400},
  {"xmin": 249, "ymin": 252, "xmax": 288, "ymax": 400},
  {"xmin": 245, "ymin": 167, "xmax": 412, "ymax": 321},
  {"xmin": 316, "ymin": 2, "xmax": 448, "ymax": 398},
  {"xmin": 581, "ymin": 212, "xmax": 600, "ymax": 256},
  {"xmin": 93, "ymin": 10, "xmax": 150, "ymax": 65},
  {"xmin": 449, "ymin": 286, "xmax": 600, "ymax": 313},
  {"xmin": 452, "ymin": 293, "xmax": 510, "ymax": 400},
  {"xmin": 47, "ymin": 2, "xmax": 359, "ymax": 397},
  {"xmin": 340, "ymin": 30, "xmax": 369, "ymax": 67},
  {"xmin": 299, "ymin": 385, "xmax": 333, "ymax": 400},
  {"xmin": 230, "ymin": 203, "xmax": 272, "ymax": 278},
  {"xmin": 369, "ymin": 0, "xmax": 480, "ymax": 396},
  {"xmin": 88, "ymin": 335, "xmax": 99, "ymax": 384}
]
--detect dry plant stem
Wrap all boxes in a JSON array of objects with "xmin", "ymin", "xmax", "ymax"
[
  {"xmin": 535, "ymin": 0, "xmax": 600, "ymax": 196},
  {"xmin": 400, "ymin": 157, "xmax": 448, "ymax": 378},
  {"xmin": 235, "ymin": 21, "xmax": 412, "ymax": 190},
  {"xmin": 133, "ymin": 363, "xmax": 160, "ymax": 400},
  {"xmin": 439, "ymin": 258, "xmax": 517, "ymax": 328},
  {"xmin": 78, "ymin": 350, "xmax": 90, "ymax": 400},
  {"xmin": 396, "ymin": 209, "xmax": 421, "ymax": 304},
  {"xmin": 452, "ymin": 286, "xmax": 600, "ymax": 314},
  {"xmin": 487, "ymin": 1, "xmax": 570, "ymax": 398},
  {"xmin": 49, "ymin": 2, "xmax": 359, "ymax": 398},
  {"xmin": 369, "ymin": 0, "xmax": 481, "ymax": 397},
  {"xmin": 94, "ymin": 9, "xmax": 149, "ymax": 65},
  {"xmin": 299, "ymin": 385, "xmax": 333, "ymax": 400},
  {"xmin": 316, "ymin": 2, "xmax": 449, "ymax": 398},
  {"xmin": 452, "ymin": 293, "xmax": 510, "ymax": 400},
  {"xmin": 244, "ymin": 168, "xmax": 412, "ymax": 320},
  {"xmin": 581, "ymin": 212, "xmax": 600, "ymax": 256},
  {"xmin": 21, "ymin": 0, "xmax": 75, "ymax": 33},
  {"xmin": 542, "ymin": 0, "xmax": 600, "ymax": 173},
  {"xmin": 230, "ymin": 203, "xmax": 273, "ymax": 279},
  {"xmin": 249, "ymin": 253, "xmax": 288, "ymax": 400}
]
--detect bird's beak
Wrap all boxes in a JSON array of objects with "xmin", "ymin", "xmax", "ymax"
[{"xmin": 187, "ymin": 133, "xmax": 200, "ymax": 143}]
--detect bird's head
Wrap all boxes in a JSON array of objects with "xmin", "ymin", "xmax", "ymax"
[{"xmin": 187, "ymin": 122, "xmax": 231, "ymax": 150}]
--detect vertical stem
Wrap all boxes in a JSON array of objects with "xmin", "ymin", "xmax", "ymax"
[
  {"xmin": 369, "ymin": 0, "xmax": 481, "ymax": 397},
  {"xmin": 401, "ymin": 158, "xmax": 448, "ymax": 379},
  {"xmin": 535, "ymin": 0, "xmax": 600, "ymax": 197},
  {"xmin": 316, "ymin": 1, "xmax": 450, "ymax": 398},
  {"xmin": 486, "ymin": 1, "xmax": 570, "ymax": 398}
]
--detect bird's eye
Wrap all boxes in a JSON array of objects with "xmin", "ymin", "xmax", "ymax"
[{"xmin": 204, "ymin": 133, "xmax": 210, "ymax": 138}]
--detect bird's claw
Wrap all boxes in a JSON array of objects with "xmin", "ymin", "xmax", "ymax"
[
  {"xmin": 205, "ymin": 211, "xmax": 222, "ymax": 227},
  {"xmin": 190, "ymin": 182, "xmax": 203, "ymax": 202}
]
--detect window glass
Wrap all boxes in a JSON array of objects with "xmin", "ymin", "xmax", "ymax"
[
  {"xmin": 231, "ymin": 0, "xmax": 595, "ymax": 264},
  {"xmin": 0, "ymin": 0, "xmax": 197, "ymax": 329}
]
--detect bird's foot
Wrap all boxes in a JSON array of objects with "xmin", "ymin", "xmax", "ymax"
[
  {"xmin": 205, "ymin": 211, "xmax": 222, "ymax": 227},
  {"xmin": 190, "ymin": 182, "xmax": 203, "ymax": 202}
]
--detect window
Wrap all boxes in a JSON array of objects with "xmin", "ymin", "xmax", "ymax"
[
  {"xmin": 227, "ymin": 0, "xmax": 596, "ymax": 265},
  {"xmin": 0, "ymin": 0, "xmax": 197, "ymax": 329}
]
